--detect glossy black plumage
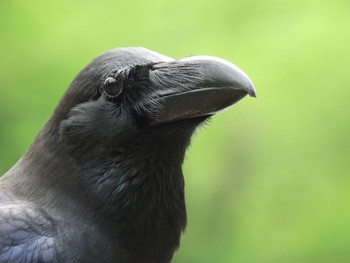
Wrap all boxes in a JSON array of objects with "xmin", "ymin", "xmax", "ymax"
[{"xmin": 0, "ymin": 47, "xmax": 254, "ymax": 263}]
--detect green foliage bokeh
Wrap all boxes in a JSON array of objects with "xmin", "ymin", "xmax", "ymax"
[{"xmin": 1, "ymin": 0, "xmax": 349, "ymax": 262}]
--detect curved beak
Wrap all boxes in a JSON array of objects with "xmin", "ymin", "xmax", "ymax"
[{"xmin": 148, "ymin": 56, "xmax": 256, "ymax": 125}]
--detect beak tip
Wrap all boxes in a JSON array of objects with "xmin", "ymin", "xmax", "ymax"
[
  {"xmin": 244, "ymin": 76, "xmax": 256, "ymax": 98},
  {"xmin": 248, "ymin": 85, "xmax": 257, "ymax": 98},
  {"xmin": 249, "ymin": 92, "xmax": 257, "ymax": 98}
]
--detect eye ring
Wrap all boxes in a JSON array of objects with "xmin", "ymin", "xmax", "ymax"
[{"xmin": 103, "ymin": 77, "xmax": 123, "ymax": 98}]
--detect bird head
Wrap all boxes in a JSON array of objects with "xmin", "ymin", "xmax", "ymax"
[{"xmin": 48, "ymin": 47, "xmax": 255, "ymax": 166}]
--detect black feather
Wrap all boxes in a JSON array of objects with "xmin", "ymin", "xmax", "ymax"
[{"xmin": 0, "ymin": 47, "xmax": 254, "ymax": 263}]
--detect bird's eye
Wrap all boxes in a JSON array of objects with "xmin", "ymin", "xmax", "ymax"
[{"xmin": 103, "ymin": 77, "xmax": 123, "ymax": 97}]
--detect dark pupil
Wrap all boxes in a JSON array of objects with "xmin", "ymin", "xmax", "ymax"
[{"xmin": 103, "ymin": 77, "xmax": 121, "ymax": 97}]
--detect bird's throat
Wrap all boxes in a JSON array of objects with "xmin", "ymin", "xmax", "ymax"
[{"xmin": 87, "ymin": 149, "xmax": 187, "ymax": 261}]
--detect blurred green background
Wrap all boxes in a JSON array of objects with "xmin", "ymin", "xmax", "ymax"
[{"xmin": 1, "ymin": 0, "xmax": 349, "ymax": 262}]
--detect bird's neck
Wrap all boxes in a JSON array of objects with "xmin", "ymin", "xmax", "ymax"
[
  {"xmin": 3, "ymin": 131, "xmax": 86, "ymax": 213},
  {"xmin": 85, "ymin": 140, "xmax": 188, "ymax": 260},
  {"xmin": 14, "ymin": 130, "xmax": 187, "ymax": 261}
]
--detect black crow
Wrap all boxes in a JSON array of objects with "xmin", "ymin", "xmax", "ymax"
[{"xmin": 0, "ymin": 47, "xmax": 255, "ymax": 263}]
